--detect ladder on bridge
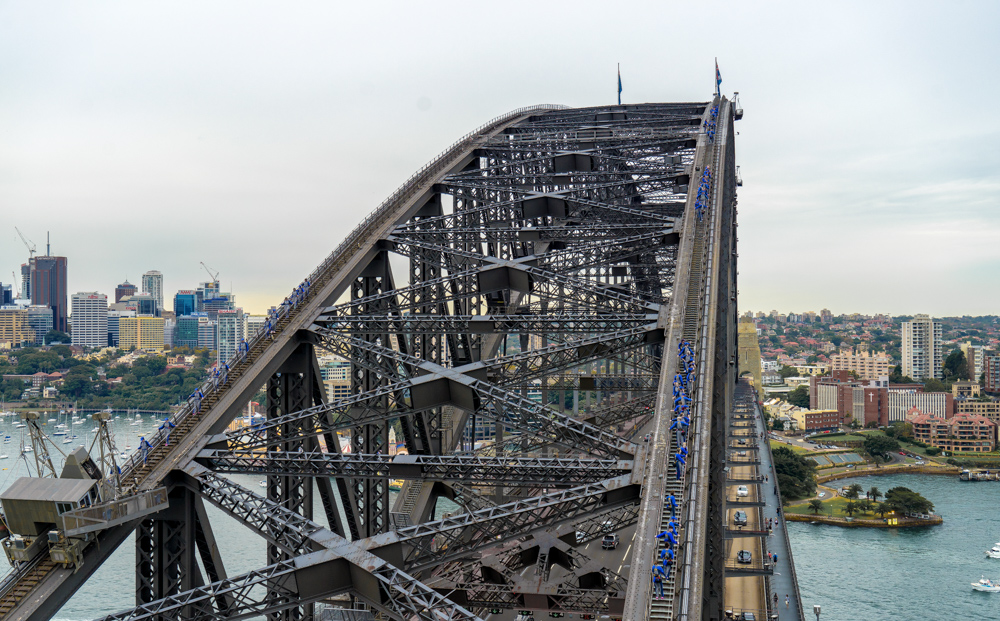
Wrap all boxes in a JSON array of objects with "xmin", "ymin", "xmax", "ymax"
[{"xmin": 649, "ymin": 456, "xmax": 684, "ymax": 620}]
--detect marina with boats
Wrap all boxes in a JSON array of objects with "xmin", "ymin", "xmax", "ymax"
[{"xmin": 958, "ymin": 469, "xmax": 1000, "ymax": 482}]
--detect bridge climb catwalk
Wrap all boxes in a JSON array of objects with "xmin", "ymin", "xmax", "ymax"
[{"xmin": 0, "ymin": 98, "xmax": 771, "ymax": 621}]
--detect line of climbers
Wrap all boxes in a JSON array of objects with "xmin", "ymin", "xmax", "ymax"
[
  {"xmin": 695, "ymin": 165, "xmax": 713, "ymax": 223},
  {"xmin": 128, "ymin": 275, "xmax": 315, "ymax": 472},
  {"xmin": 704, "ymin": 104, "xmax": 719, "ymax": 143},
  {"xmin": 650, "ymin": 339, "xmax": 695, "ymax": 599}
]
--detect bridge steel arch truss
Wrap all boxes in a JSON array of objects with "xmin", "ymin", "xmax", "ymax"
[{"xmin": 0, "ymin": 101, "xmax": 739, "ymax": 621}]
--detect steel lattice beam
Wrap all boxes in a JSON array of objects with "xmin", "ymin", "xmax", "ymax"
[{"xmin": 198, "ymin": 451, "xmax": 633, "ymax": 486}]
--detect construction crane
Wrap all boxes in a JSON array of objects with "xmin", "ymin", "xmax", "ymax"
[
  {"xmin": 11, "ymin": 272, "xmax": 20, "ymax": 298},
  {"xmin": 200, "ymin": 262, "xmax": 220, "ymax": 286},
  {"xmin": 15, "ymin": 227, "xmax": 36, "ymax": 260}
]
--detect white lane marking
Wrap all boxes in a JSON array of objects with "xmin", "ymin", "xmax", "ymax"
[{"xmin": 619, "ymin": 542, "xmax": 634, "ymax": 573}]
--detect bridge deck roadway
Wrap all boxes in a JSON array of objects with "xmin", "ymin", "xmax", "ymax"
[{"xmin": 724, "ymin": 430, "xmax": 764, "ymax": 619}]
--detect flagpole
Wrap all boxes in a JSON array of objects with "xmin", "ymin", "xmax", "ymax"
[
  {"xmin": 617, "ymin": 63, "xmax": 621, "ymax": 105},
  {"xmin": 715, "ymin": 57, "xmax": 720, "ymax": 99}
]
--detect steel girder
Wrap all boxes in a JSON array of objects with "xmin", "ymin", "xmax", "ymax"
[{"xmin": 198, "ymin": 451, "xmax": 633, "ymax": 486}]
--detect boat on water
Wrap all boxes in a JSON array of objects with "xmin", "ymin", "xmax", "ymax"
[
  {"xmin": 988, "ymin": 545, "xmax": 1000, "ymax": 559},
  {"xmin": 0, "ymin": 455, "xmax": 7, "ymax": 460},
  {"xmin": 259, "ymin": 480, "xmax": 267, "ymax": 488},
  {"xmin": 972, "ymin": 577, "xmax": 1000, "ymax": 592},
  {"xmin": 22, "ymin": 447, "xmax": 33, "ymax": 453}
]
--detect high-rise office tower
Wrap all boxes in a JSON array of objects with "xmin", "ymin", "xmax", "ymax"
[
  {"xmin": 901, "ymin": 314, "xmax": 943, "ymax": 380},
  {"xmin": 115, "ymin": 281, "xmax": 137, "ymax": 303},
  {"xmin": 29, "ymin": 250, "xmax": 68, "ymax": 334},
  {"xmin": 119, "ymin": 316, "xmax": 165, "ymax": 351},
  {"xmin": 141, "ymin": 270, "xmax": 164, "ymax": 313},
  {"xmin": 70, "ymin": 292, "xmax": 109, "ymax": 348},
  {"xmin": 174, "ymin": 290, "xmax": 197, "ymax": 317},
  {"xmin": 107, "ymin": 309, "xmax": 135, "ymax": 347},
  {"xmin": 197, "ymin": 316, "xmax": 217, "ymax": 351},
  {"xmin": 196, "ymin": 282, "xmax": 234, "ymax": 320},
  {"xmin": 120, "ymin": 293, "xmax": 158, "ymax": 317},
  {"xmin": 20, "ymin": 264, "xmax": 30, "ymax": 300},
  {"xmin": 216, "ymin": 308, "xmax": 245, "ymax": 364},
  {"xmin": 26, "ymin": 306, "xmax": 53, "ymax": 345}
]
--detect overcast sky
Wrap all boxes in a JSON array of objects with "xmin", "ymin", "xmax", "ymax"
[{"xmin": 2, "ymin": 1, "xmax": 998, "ymax": 318}]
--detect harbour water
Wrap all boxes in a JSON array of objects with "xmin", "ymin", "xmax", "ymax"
[{"xmin": 788, "ymin": 472, "xmax": 1000, "ymax": 620}]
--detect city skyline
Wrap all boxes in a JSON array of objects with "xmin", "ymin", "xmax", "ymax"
[{"xmin": 2, "ymin": 2, "xmax": 999, "ymax": 317}]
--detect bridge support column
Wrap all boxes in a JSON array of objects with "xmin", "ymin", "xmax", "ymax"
[
  {"xmin": 135, "ymin": 486, "xmax": 211, "ymax": 618},
  {"xmin": 264, "ymin": 341, "xmax": 331, "ymax": 621},
  {"xmin": 350, "ymin": 252, "xmax": 394, "ymax": 538}
]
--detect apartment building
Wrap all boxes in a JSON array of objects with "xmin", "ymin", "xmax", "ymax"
[
  {"xmin": 830, "ymin": 349, "xmax": 890, "ymax": 380},
  {"xmin": 911, "ymin": 411, "xmax": 997, "ymax": 453},
  {"xmin": 901, "ymin": 314, "xmax": 942, "ymax": 380}
]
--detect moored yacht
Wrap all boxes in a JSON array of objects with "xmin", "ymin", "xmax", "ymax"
[{"xmin": 988, "ymin": 545, "xmax": 1000, "ymax": 559}]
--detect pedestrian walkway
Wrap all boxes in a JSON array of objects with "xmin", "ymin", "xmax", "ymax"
[{"xmin": 753, "ymin": 393, "xmax": 805, "ymax": 621}]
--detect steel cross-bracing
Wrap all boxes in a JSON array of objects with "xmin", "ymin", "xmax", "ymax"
[{"xmin": 0, "ymin": 100, "xmax": 744, "ymax": 621}]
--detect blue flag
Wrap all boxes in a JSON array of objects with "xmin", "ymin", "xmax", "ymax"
[
  {"xmin": 715, "ymin": 58, "xmax": 722, "ymax": 96},
  {"xmin": 617, "ymin": 64, "xmax": 622, "ymax": 105}
]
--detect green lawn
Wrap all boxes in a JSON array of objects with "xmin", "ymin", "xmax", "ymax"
[
  {"xmin": 770, "ymin": 439, "xmax": 808, "ymax": 454},
  {"xmin": 786, "ymin": 496, "xmax": 890, "ymax": 519}
]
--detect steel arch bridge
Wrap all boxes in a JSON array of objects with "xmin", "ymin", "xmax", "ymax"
[{"xmin": 0, "ymin": 100, "xmax": 742, "ymax": 621}]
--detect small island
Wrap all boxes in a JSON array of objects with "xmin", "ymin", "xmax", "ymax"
[{"xmin": 773, "ymin": 446, "xmax": 941, "ymax": 528}]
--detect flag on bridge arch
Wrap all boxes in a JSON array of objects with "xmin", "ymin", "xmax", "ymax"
[
  {"xmin": 617, "ymin": 64, "xmax": 622, "ymax": 105},
  {"xmin": 715, "ymin": 58, "xmax": 722, "ymax": 97}
]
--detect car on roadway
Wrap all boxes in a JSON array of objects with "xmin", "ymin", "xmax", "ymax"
[
  {"xmin": 737, "ymin": 450, "xmax": 747, "ymax": 457},
  {"xmin": 740, "ymin": 612, "xmax": 756, "ymax": 621},
  {"xmin": 576, "ymin": 530, "xmax": 587, "ymax": 544},
  {"xmin": 736, "ymin": 485, "xmax": 749, "ymax": 497},
  {"xmin": 899, "ymin": 451, "xmax": 906, "ymax": 455},
  {"xmin": 733, "ymin": 510, "xmax": 748, "ymax": 526},
  {"xmin": 601, "ymin": 534, "xmax": 620, "ymax": 550},
  {"xmin": 736, "ymin": 550, "xmax": 752, "ymax": 564},
  {"xmin": 737, "ymin": 438, "xmax": 747, "ymax": 445}
]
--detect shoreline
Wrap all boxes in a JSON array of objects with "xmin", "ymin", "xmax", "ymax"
[
  {"xmin": 816, "ymin": 464, "xmax": 960, "ymax": 485},
  {"xmin": 785, "ymin": 513, "xmax": 943, "ymax": 528}
]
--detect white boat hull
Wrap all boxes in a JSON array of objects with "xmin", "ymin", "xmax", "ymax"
[{"xmin": 973, "ymin": 578, "xmax": 1000, "ymax": 592}]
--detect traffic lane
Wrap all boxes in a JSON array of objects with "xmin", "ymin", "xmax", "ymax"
[{"xmin": 725, "ymin": 461, "xmax": 763, "ymax": 613}]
